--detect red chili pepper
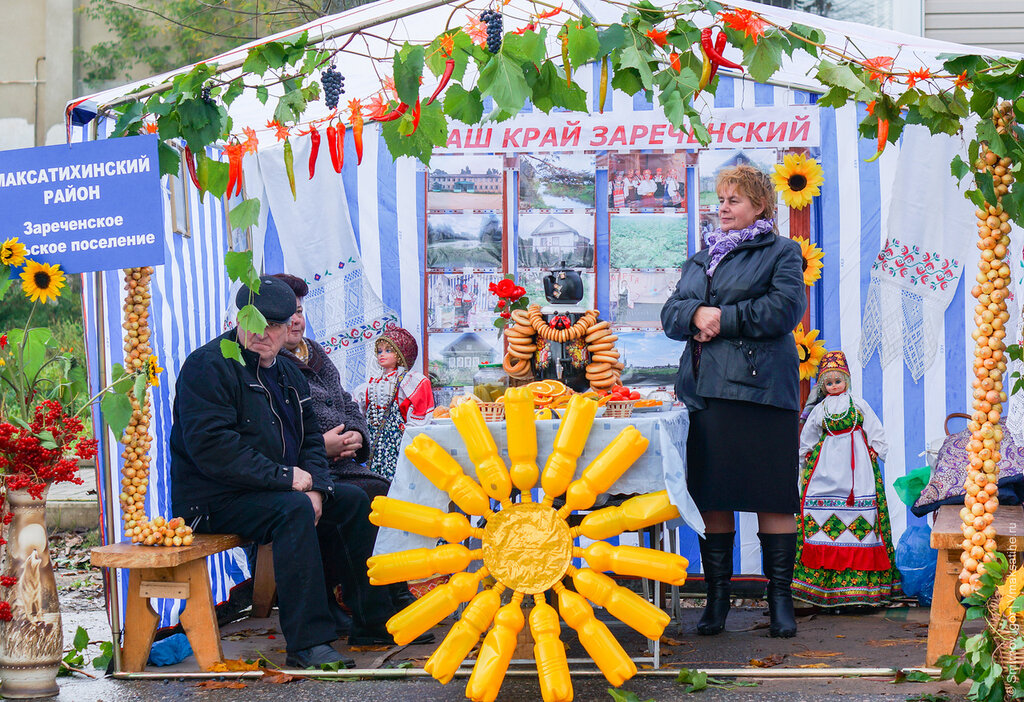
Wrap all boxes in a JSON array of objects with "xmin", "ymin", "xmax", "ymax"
[
  {"xmin": 409, "ymin": 100, "xmax": 421, "ymax": 135},
  {"xmin": 426, "ymin": 59, "xmax": 455, "ymax": 106},
  {"xmin": 308, "ymin": 125, "xmax": 321, "ymax": 180},
  {"xmin": 669, "ymin": 52, "xmax": 681, "ymax": 72},
  {"xmin": 326, "ymin": 123, "xmax": 340, "ymax": 173},
  {"xmin": 223, "ymin": 142, "xmax": 244, "ymax": 198},
  {"xmin": 708, "ymin": 31, "xmax": 728, "ymax": 82},
  {"xmin": 865, "ymin": 119, "xmax": 889, "ymax": 162},
  {"xmin": 336, "ymin": 121, "xmax": 345, "ymax": 170},
  {"xmin": 701, "ymin": 27, "xmax": 742, "ymax": 71},
  {"xmin": 183, "ymin": 146, "xmax": 200, "ymax": 189},
  {"xmin": 378, "ymin": 102, "xmax": 409, "ymax": 122}
]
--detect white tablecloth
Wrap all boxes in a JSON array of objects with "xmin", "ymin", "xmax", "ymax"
[{"xmin": 373, "ymin": 409, "xmax": 704, "ymax": 556}]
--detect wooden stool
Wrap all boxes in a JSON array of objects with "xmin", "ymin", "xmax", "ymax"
[
  {"xmin": 91, "ymin": 534, "xmax": 245, "ymax": 672},
  {"xmin": 926, "ymin": 504, "xmax": 1024, "ymax": 665}
]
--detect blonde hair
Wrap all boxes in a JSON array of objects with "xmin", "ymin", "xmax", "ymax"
[{"xmin": 716, "ymin": 164, "xmax": 776, "ymax": 221}]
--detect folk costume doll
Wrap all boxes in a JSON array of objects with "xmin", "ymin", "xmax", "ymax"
[
  {"xmin": 794, "ymin": 351, "xmax": 901, "ymax": 607},
  {"xmin": 354, "ymin": 328, "xmax": 434, "ymax": 481}
]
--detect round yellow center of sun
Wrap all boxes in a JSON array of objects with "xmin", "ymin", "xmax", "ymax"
[{"xmin": 481, "ymin": 502, "xmax": 571, "ymax": 594}]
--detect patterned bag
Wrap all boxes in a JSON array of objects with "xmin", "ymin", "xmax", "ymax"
[{"xmin": 911, "ymin": 413, "xmax": 1024, "ymax": 517}]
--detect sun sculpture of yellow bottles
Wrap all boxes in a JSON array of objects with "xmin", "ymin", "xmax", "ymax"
[{"xmin": 368, "ymin": 392, "xmax": 690, "ymax": 702}]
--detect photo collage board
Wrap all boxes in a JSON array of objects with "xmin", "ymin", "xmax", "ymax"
[
  {"xmin": 425, "ymin": 154, "xmax": 507, "ymax": 388},
  {"xmin": 424, "ymin": 147, "xmax": 795, "ymax": 390}
]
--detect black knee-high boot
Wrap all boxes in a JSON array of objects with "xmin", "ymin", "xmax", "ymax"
[
  {"xmin": 697, "ymin": 532, "xmax": 734, "ymax": 635},
  {"xmin": 759, "ymin": 532, "xmax": 797, "ymax": 638}
]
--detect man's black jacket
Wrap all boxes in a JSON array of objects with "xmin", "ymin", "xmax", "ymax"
[{"xmin": 170, "ymin": 328, "xmax": 335, "ymax": 521}]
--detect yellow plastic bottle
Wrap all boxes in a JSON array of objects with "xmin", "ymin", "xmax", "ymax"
[
  {"xmin": 450, "ymin": 400, "xmax": 512, "ymax": 506},
  {"xmin": 530, "ymin": 594, "xmax": 573, "ymax": 702},
  {"xmin": 553, "ymin": 582, "xmax": 636, "ymax": 687},
  {"xmin": 405, "ymin": 434, "xmax": 491, "ymax": 516},
  {"xmin": 424, "ymin": 585, "xmax": 504, "ymax": 684},
  {"xmin": 465, "ymin": 593, "xmax": 525, "ymax": 702},
  {"xmin": 504, "ymin": 387, "xmax": 539, "ymax": 499},
  {"xmin": 367, "ymin": 543, "xmax": 478, "ymax": 585},
  {"xmin": 541, "ymin": 395, "xmax": 599, "ymax": 505},
  {"xmin": 568, "ymin": 566, "xmax": 670, "ymax": 640},
  {"xmin": 574, "ymin": 490, "xmax": 679, "ymax": 541},
  {"xmin": 369, "ymin": 496, "xmax": 478, "ymax": 543},
  {"xmin": 387, "ymin": 569, "xmax": 487, "ymax": 645},
  {"xmin": 558, "ymin": 426, "xmax": 649, "ymax": 517},
  {"xmin": 579, "ymin": 541, "xmax": 688, "ymax": 586}
]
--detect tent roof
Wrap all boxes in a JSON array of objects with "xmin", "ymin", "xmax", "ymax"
[{"xmin": 73, "ymin": 0, "xmax": 1022, "ymax": 134}]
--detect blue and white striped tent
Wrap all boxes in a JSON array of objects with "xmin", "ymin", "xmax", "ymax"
[{"xmin": 73, "ymin": 0, "xmax": 1018, "ymax": 628}]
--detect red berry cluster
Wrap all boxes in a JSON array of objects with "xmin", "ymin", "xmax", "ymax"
[{"xmin": 0, "ymin": 400, "xmax": 94, "ymax": 499}]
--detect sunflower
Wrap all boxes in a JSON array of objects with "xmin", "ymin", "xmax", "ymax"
[
  {"xmin": 793, "ymin": 324, "xmax": 827, "ymax": 380},
  {"xmin": 147, "ymin": 355, "xmax": 164, "ymax": 386},
  {"xmin": 799, "ymin": 237, "xmax": 825, "ymax": 286},
  {"xmin": 20, "ymin": 260, "xmax": 66, "ymax": 303},
  {"xmin": 772, "ymin": 153, "xmax": 824, "ymax": 210},
  {"xmin": 0, "ymin": 237, "xmax": 27, "ymax": 267}
]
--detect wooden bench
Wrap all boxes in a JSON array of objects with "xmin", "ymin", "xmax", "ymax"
[
  {"xmin": 92, "ymin": 535, "xmax": 276, "ymax": 672},
  {"xmin": 927, "ymin": 504, "xmax": 1024, "ymax": 665}
]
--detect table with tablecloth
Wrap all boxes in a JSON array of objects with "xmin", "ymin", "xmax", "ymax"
[{"xmin": 373, "ymin": 409, "xmax": 703, "ymax": 556}]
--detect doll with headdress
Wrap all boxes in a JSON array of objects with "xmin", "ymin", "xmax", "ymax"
[
  {"xmin": 793, "ymin": 350, "xmax": 901, "ymax": 608},
  {"xmin": 354, "ymin": 327, "xmax": 434, "ymax": 481}
]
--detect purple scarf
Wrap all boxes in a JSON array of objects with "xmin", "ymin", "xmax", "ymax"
[{"xmin": 704, "ymin": 218, "xmax": 774, "ymax": 277}]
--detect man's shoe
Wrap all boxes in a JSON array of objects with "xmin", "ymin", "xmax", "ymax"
[
  {"xmin": 348, "ymin": 624, "xmax": 435, "ymax": 647},
  {"xmin": 285, "ymin": 643, "xmax": 354, "ymax": 669}
]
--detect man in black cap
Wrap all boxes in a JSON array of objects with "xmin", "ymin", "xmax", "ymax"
[{"xmin": 169, "ymin": 275, "xmax": 410, "ymax": 668}]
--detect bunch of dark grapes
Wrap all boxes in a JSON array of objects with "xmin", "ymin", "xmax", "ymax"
[
  {"xmin": 321, "ymin": 64, "xmax": 345, "ymax": 110},
  {"xmin": 479, "ymin": 9, "xmax": 503, "ymax": 53},
  {"xmin": 201, "ymin": 87, "xmax": 214, "ymax": 106}
]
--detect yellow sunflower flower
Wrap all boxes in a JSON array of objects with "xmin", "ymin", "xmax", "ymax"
[
  {"xmin": 1, "ymin": 237, "xmax": 27, "ymax": 267},
  {"xmin": 20, "ymin": 260, "xmax": 66, "ymax": 303},
  {"xmin": 147, "ymin": 355, "xmax": 164, "ymax": 386},
  {"xmin": 772, "ymin": 153, "xmax": 824, "ymax": 210},
  {"xmin": 799, "ymin": 237, "xmax": 825, "ymax": 286},
  {"xmin": 793, "ymin": 324, "xmax": 826, "ymax": 381}
]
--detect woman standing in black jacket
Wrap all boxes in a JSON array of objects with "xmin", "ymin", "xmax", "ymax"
[{"xmin": 662, "ymin": 165, "xmax": 806, "ymax": 638}]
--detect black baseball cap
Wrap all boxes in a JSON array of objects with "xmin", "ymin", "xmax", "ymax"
[{"xmin": 235, "ymin": 275, "xmax": 297, "ymax": 325}]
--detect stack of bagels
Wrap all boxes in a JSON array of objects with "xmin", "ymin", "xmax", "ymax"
[{"xmin": 500, "ymin": 304, "xmax": 623, "ymax": 389}]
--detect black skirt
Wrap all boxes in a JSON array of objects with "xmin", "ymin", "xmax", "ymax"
[{"xmin": 686, "ymin": 397, "xmax": 799, "ymax": 514}]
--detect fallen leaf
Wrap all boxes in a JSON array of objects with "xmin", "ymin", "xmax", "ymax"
[
  {"xmin": 660, "ymin": 636, "xmax": 686, "ymax": 647},
  {"xmin": 749, "ymin": 654, "xmax": 785, "ymax": 668},
  {"xmin": 797, "ymin": 663, "xmax": 830, "ymax": 668},
  {"xmin": 196, "ymin": 681, "xmax": 247, "ymax": 689},
  {"xmin": 348, "ymin": 644, "xmax": 392, "ymax": 652},
  {"xmin": 834, "ymin": 634, "xmax": 846, "ymax": 638},
  {"xmin": 866, "ymin": 639, "xmax": 923, "ymax": 647},
  {"xmin": 792, "ymin": 650, "xmax": 842, "ymax": 658},
  {"xmin": 262, "ymin": 669, "xmax": 303, "ymax": 684},
  {"xmin": 207, "ymin": 659, "xmax": 261, "ymax": 672}
]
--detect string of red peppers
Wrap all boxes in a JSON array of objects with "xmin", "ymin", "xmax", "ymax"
[{"xmin": 696, "ymin": 28, "xmax": 741, "ymax": 98}]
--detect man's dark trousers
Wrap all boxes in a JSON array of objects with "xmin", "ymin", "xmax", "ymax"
[{"xmin": 197, "ymin": 481, "xmax": 391, "ymax": 652}]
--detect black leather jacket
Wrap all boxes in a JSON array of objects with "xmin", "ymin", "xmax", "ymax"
[
  {"xmin": 661, "ymin": 232, "xmax": 806, "ymax": 412},
  {"xmin": 170, "ymin": 328, "xmax": 335, "ymax": 520}
]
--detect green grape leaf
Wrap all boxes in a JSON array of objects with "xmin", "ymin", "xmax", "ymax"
[
  {"xmin": 443, "ymin": 85, "xmax": 484, "ymax": 125},
  {"xmin": 101, "ymin": 391, "xmax": 133, "ymax": 439},
  {"xmin": 134, "ymin": 372, "xmax": 148, "ymax": 405},
  {"xmin": 478, "ymin": 52, "xmax": 531, "ymax": 115},
  {"xmin": 220, "ymin": 338, "xmax": 245, "ymax": 365},
  {"xmin": 228, "ymin": 198, "xmax": 261, "ymax": 231},
  {"xmin": 394, "ymin": 44, "xmax": 425, "ymax": 106}
]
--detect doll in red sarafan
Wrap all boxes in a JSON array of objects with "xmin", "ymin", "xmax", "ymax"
[
  {"xmin": 354, "ymin": 327, "xmax": 434, "ymax": 480},
  {"xmin": 794, "ymin": 350, "xmax": 901, "ymax": 608}
]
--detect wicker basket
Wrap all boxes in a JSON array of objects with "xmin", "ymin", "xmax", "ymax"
[
  {"xmin": 603, "ymin": 399, "xmax": 636, "ymax": 418},
  {"xmin": 479, "ymin": 402, "xmax": 506, "ymax": 422}
]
